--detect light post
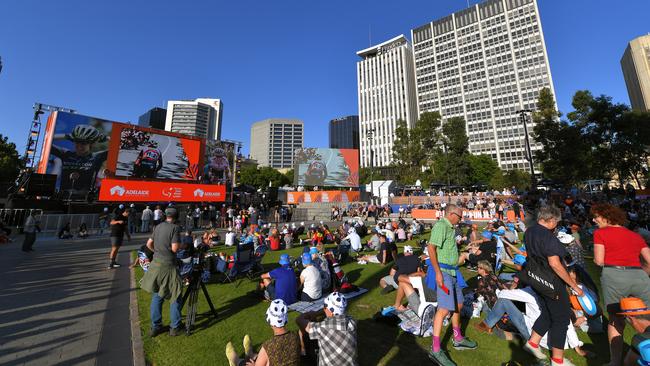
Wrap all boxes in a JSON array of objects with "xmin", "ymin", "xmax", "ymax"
[
  {"xmin": 517, "ymin": 109, "xmax": 536, "ymax": 189},
  {"xmin": 366, "ymin": 129, "xmax": 375, "ymax": 205},
  {"xmin": 443, "ymin": 140, "xmax": 450, "ymax": 202}
]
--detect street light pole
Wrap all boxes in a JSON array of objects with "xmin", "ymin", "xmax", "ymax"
[
  {"xmin": 366, "ymin": 129, "xmax": 375, "ymax": 205},
  {"xmin": 517, "ymin": 109, "xmax": 536, "ymax": 189}
]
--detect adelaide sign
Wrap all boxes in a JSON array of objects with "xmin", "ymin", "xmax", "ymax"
[{"xmin": 99, "ymin": 178, "xmax": 225, "ymax": 202}]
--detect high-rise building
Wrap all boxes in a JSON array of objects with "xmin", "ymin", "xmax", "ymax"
[
  {"xmin": 329, "ymin": 115, "xmax": 360, "ymax": 149},
  {"xmin": 621, "ymin": 34, "xmax": 650, "ymax": 111},
  {"xmin": 250, "ymin": 119, "xmax": 303, "ymax": 169},
  {"xmin": 164, "ymin": 98, "xmax": 223, "ymax": 140},
  {"xmin": 411, "ymin": 0, "xmax": 556, "ymax": 171},
  {"xmin": 357, "ymin": 35, "xmax": 418, "ymax": 168},
  {"xmin": 138, "ymin": 107, "xmax": 167, "ymax": 130}
]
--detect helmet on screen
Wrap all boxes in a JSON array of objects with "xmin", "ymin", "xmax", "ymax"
[{"xmin": 66, "ymin": 125, "xmax": 106, "ymax": 144}]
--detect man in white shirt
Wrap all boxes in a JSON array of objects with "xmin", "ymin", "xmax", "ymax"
[
  {"xmin": 343, "ymin": 228, "xmax": 362, "ymax": 252},
  {"xmin": 225, "ymin": 228, "xmax": 236, "ymax": 246},
  {"xmin": 153, "ymin": 206, "xmax": 164, "ymax": 227},
  {"xmin": 299, "ymin": 253, "xmax": 322, "ymax": 301}
]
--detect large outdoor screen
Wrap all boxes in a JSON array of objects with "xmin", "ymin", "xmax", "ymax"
[
  {"xmin": 293, "ymin": 148, "xmax": 359, "ymax": 187},
  {"xmin": 203, "ymin": 140, "xmax": 235, "ymax": 186},
  {"xmin": 38, "ymin": 111, "xmax": 113, "ymax": 194},
  {"xmin": 112, "ymin": 125, "xmax": 203, "ymax": 181}
]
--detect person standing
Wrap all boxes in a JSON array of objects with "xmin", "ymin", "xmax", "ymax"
[
  {"xmin": 591, "ymin": 203, "xmax": 650, "ymax": 366},
  {"xmin": 141, "ymin": 205, "xmax": 153, "ymax": 233},
  {"xmin": 22, "ymin": 211, "xmax": 41, "ymax": 252},
  {"xmin": 98, "ymin": 207, "xmax": 109, "ymax": 235},
  {"xmin": 128, "ymin": 204, "xmax": 138, "ymax": 234},
  {"xmin": 108, "ymin": 208, "xmax": 131, "ymax": 269},
  {"xmin": 141, "ymin": 207, "xmax": 184, "ymax": 336},
  {"xmin": 427, "ymin": 204, "xmax": 477, "ymax": 366},
  {"xmin": 522, "ymin": 205, "xmax": 583, "ymax": 366},
  {"xmin": 153, "ymin": 205, "xmax": 163, "ymax": 227}
]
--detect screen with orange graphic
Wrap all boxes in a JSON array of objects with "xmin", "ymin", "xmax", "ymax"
[
  {"xmin": 293, "ymin": 148, "xmax": 359, "ymax": 187},
  {"xmin": 110, "ymin": 124, "xmax": 203, "ymax": 181}
]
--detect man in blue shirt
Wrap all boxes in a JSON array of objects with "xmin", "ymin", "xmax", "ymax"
[{"xmin": 261, "ymin": 253, "xmax": 298, "ymax": 305}]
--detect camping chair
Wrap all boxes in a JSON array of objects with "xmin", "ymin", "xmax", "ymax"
[
  {"xmin": 409, "ymin": 276, "xmax": 437, "ymax": 318},
  {"xmin": 227, "ymin": 242, "xmax": 255, "ymax": 285},
  {"xmin": 250, "ymin": 243, "xmax": 269, "ymax": 277},
  {"xmin": 215, "ymin": 257, "xmax": 233, "ymax": 283}
]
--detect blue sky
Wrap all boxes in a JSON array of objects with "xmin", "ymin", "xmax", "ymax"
[{"xmin": 1, "ymin": 0, "xmax": 648, "ymax": 156}]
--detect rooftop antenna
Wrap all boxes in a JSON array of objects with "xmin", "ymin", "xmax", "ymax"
[{"xmin": 369, "ymin": 24, "xmax": 372, "ymax": 46}]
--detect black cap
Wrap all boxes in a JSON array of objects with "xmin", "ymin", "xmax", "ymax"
[{"xmin": 165, "ymin": 207, "xmax": 178, "ymax": 218}]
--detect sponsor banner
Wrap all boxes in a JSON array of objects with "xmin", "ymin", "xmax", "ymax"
[
  {"xmin": 411, "ymin": 209, "xmax": 525, "ymax": 222},
  {"xmin": 287, "ymin": 191, "xmax": 360, "ymax": 204},
  {"xmin": 293, "ymin": 148, "xmax": 359, "ymax": 187},
  {"xmin": 99, "ymin": 178, "xmax": 225, "ymax": 202}
]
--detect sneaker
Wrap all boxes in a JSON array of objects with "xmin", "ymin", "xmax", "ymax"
[
  {"xmin": 169, "ymin": 326, "xmax": 184, "ymax": 336},
  {"xmin": 473, "ymin": 321, "xmax": 492, "ymax": 334},
  {"xmin": 243, "ymin": 334, "xmax": 252, "ymax": 359},
  {"xmin": 551, "ymin": 358, "xmax": 575, "ymax": 366},
  {"xmin": 112, "ymin": 263, "xmax": 121, "ymax": 268},
  {"xmin": 453, "ymin": 337, "xmax": 477, "ymax": 350},
  {"xmin": 427, "ymin": 349, "xmax": 457, "ymax": 366},
  {"xmin": 225, "ymin": 341, "xmax": 239, "ymax": 366},
  {"xmin": 524, "ymin": 342, "xmax": 547, "ymax": 360},
  {"xmin": 381, "ymin": 286, "xmax": 395, "ymax": 295},
  {"xmin": 149, "ymin": 326, "xmax": 164, "ymax": 338}
]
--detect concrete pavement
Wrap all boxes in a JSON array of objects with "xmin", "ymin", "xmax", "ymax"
[{"xmin": 0, "ymin": 233, "xmax": 146, "ymax": 366}]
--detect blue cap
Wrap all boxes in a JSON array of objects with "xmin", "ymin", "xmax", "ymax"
[
  {"xmin": 506, "ymin": 223, "xmax": 515, "ymax": 229},
  {"xmin": 279, "ymin": 254, "xmax": 290, "ymax": 266},
  {"xmin": 513, "ymin": 254, "xmax": 527, "ymax": 266},
  {"xmin": 309, "ymin": 247, "xmax": 319, "ymax": 255},
  {"xmin": 481, "ymin": 231, "xmax": 493, "ymax": 240},
  {"xmin": 301, "ymin": 253, "xmax": 312, "ymax": 265},
  {"xmin": 496, "ymin": 229, "xmax": 506, "ymax": 236}
]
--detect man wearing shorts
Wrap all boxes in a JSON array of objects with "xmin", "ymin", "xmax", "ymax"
[
  {"xmin": 427, "ymin": 204, "xmax": 477, "ymax": 366},
  {"xmin": 108, "ymin": 208, "xmax": 131, "ymax": 269}
]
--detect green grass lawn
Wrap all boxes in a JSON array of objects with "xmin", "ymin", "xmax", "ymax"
[{"xmin": 134, "ymin": 230, "xmax": 633, "ymax": 366}]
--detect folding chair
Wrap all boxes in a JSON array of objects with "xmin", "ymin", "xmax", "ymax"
[
  {"xmin": 409, "ymin": 276, "xmax": 437, "ymax": 318},
  {"xmin": 228, "ymin": 243, "xmax": 255, "ymax": 286},
  {"xmin": 215, "ymin": 257, "xmax": 233, "ymax": 283}
]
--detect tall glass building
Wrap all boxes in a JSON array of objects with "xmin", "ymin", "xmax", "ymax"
[
  {"xmin": 329, "ymin": 115, "xmax": 359, "ymax": 150},
  {"xmin": 411, "ymin": 0, "xmax": 556, "ymax": 171}
]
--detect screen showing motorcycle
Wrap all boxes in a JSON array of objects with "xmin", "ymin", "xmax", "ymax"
[
  {"xmin": 293, "ymin": 148, "xmax": 359, "ymax": 187},
  {"xmin": 113, "ymin": 125, "xmax": 203, "ymax": 181}
]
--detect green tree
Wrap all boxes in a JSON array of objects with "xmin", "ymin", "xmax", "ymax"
[
  {"xmin": 434, "ymin": 117, "xmax": 471, "ymax": 186},
  {"xmin": 239, "ymin": 166, "xmax": 290, "ymax": 189},
  {"xmin": 0, "ymin": 135, "xmax": 22, "ymax": 183},
  {"xmin": 468, "ymin": 154, "xmax": 500, "ymax": 185}
]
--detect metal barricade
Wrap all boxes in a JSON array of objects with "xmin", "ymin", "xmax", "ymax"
[{"xmin": 0, "ymin": 209, "xmax": 44, "ymax": 228}]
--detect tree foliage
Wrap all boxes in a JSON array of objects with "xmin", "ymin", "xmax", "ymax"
[
  {"xmin": 0, "ymin": 135, "xmax": 22, "ymax": 183},
  {"xmin": 239, "ymin": 165, "xmax": 291, "ymax": 189},
  {"xmin": 391, "ymin": 112, "xmax": 442, "ymax": 185}
]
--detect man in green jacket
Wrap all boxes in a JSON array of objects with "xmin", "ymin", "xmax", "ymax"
[{"xmin": 141, "ymin": 207, "xmax": 184, "ymax": 337}]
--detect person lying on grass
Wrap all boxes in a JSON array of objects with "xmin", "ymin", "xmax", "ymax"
[
  {"xmin": 296, "ymin": 292, "xmax": 358, "ymax": 365},
  {"xmin": 225, "ymin": 299, "xmax": 300, "ymax": 366}
]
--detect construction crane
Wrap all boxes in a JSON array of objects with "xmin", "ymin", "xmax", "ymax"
[{"xmin": 23, "ymin": 103, "xmax": 76, "ymax": 169}]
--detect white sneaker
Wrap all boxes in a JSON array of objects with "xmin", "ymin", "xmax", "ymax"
[
  {"xmin": 524, "ymin": 342, "xmax": 547, "ymax": 360},
  {"xmin": 551, "ymin": 358, "xmax": 576, "ymax": 366}
]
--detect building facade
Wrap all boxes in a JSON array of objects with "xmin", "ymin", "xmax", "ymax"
[
  {"xmin": 357, "ymin": 35, "xmax": 418, "ymax": 168},
  {"xmin": 138, "ymin": 107, "xmax": 167, "ymax": 130},
  {"xmin": 329, "ymin": 115, "xmax": 360, "ymax": 149},
  {"xmin": 249, "ymin": 119, "xmax": 303, "ymax": 169},
  {"xmin": 621, "ymin": 34, "xmax": 650, "ymax": 111},
  {"xmin": 164, "ymin": 98, "xmax": 223, "ymax": 140},
  {"xmin": 411, "ymin": 0, "xmax": 556, "ymax": 171}
]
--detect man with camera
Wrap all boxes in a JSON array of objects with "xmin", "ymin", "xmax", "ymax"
[{"xmin": 141, "ymin": 207, "xmax": 184, "ymax": 337}]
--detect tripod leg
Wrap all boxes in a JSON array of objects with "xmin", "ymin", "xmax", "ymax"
[
  {"xmin": 201, "ymin": 282, "xmax": 218, "ymax": 319},
  {"xmin": 179, "ymin": 281, "xmax": 193, "ymax": 311}
]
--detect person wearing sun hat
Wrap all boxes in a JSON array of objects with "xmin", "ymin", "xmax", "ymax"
[
  {"xmin": 299, "ymin": 253, "xmax": 322, "ymax": 301},
  {"xmin": 616, "ymin": 297, "xmax": 650, "ymax": 366},
  {"xmin": 260, "ymin": 254, "xmax": 298, "ymax": 305},
  {"xmin": 296, "ymin": 292, "xmax": 358, "ymax": 365},
  {"xmin": 225, "ymin": 299, "xmax": 301, "ymax": 366}
]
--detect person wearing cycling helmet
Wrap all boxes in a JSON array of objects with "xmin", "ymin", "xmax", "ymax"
[
  {"xmin": 304, "ymin": 159, "xmax": 327, "ymax": 186},
  {"xmin": 133, "ymin": 142, "xmax": 163, "ymax": 178},
  {"xmin": 50, "ymin": 124, "xmax": 108, "ymax": 192}
]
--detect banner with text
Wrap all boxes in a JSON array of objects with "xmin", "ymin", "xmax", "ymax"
[
  {"xmin": 98, "ymin": 178, "xmax": 225, "ymax": 202},
  {"xmin": 287, "ymin": 191, "xmax": 360, "ymax": 204}
]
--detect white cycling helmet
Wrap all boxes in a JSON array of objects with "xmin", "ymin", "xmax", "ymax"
[{"xmin": 66, "ymin": 124, "xmax": 106, "ymax": 144}]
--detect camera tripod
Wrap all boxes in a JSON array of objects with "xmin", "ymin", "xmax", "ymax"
[{"xmin": 179, "ymin": 269, "xmax": 218, "ymax": 335}]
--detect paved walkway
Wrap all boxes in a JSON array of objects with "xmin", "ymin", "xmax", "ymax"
[{"xmin": 0, "ymin": 233, "xmax": 145, "ymax": 366}]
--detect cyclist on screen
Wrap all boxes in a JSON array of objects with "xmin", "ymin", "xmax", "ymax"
[
  {"xmin": 49, "ymin": 124, "xmax": 109, "ymax": 192},
  {"xmin": 133, "ymin": 142, "xmax": 163, "ymax": 178}
]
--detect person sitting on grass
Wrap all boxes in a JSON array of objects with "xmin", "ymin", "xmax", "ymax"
[
  {"xmin": 474, "ymin": 260, "xmax": 508, "ymax": 312},
  {"xmin": 391, "ymin": 256, "xmax": 436, "ymax": 312},
  {"xmin": 616, "ymin": 297, "xmax": 650, "ymax": 366},
  {"xmin": 358, "ymin": 232, "xmax": 397, "ymax": 265},
  {"xmin": 225, "ymin": 299, "xmax": 301, "ymax": 366},
  {"xmin": 365, "ymin": 229, "xmax": 381, "ymax": 251},
  {"xmin": 310, "ymin": 247, "xmax": 332, "ymax": 293},
  {"xmin": 460, "ymin": 231, "xmax": 496, "ymax": 270},
  {"xmin": 260, "ymin": 254, "xmax": 298, "ymax": 306},
  {"xmin": 129, "ymin": 243, "xmax": 154, "ymax": 271},
  {"xmin": 300, "ymin": 253, "xmax": 322, "ymax": 302},
  {"xmin": 77, "ymin": 223, "xmax": 89, "ymax": 238},
  {"xmin": 296, "ymin": 292, "xmax": 358, "ymax": 365},
  {"xmin": 379, "ymin": 245, "xmax": 420, "ymax": 295},
  {"xmin": 395, "ymin": 225, "xmax": 407, "ymax": 243}
]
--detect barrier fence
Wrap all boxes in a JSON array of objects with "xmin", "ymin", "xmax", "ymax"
[{"xmin": 411, "ymin": 208, "xmax": 525, "ymax": 222}]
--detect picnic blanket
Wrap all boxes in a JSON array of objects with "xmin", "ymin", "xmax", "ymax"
[{"xmin": 288, "ymin": 288, "xmax": 368, "ymax": 313}]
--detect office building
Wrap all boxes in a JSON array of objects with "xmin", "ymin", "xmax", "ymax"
[
  {"xmin": 357, "ymin": 35, "xmax": 418, "ymax": 168},
  {"xmin": 138, "ymin": 107, "xmax": 167, "ymax": 130},
  {"xmin": 621, "ymin": 34, "xmax": 650, "ymax": 111},
  {"xmin": 164, "ymin": 98, "xmax": 223, "ymax": 140},
  {"xmin": 329, "ymin": 115, "xmax": 360, "ymax": 149},
  {"xmin": 250, "ymin": 119, "xmax": 303, "ymax": 169},
  {"xmin": 411, "ymin": 0, "xmax": 556, "ymax": 170}
]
